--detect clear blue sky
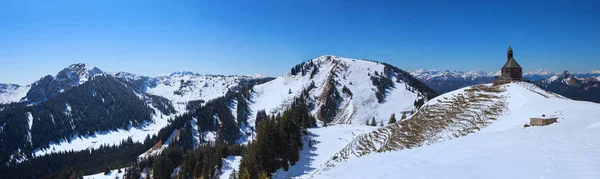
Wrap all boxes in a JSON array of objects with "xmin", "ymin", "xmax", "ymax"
[{"xmin": 1, "ymin": 0, "xmax": 599, "ymax": 85}]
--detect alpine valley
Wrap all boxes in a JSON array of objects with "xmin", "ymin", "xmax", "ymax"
[{"xmin": 0, "ymin": 55, "xmax": 598, "ymax": 179}]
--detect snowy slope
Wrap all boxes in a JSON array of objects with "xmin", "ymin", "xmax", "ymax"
[
  {"xmin": 246, "ymin": 56, "xmax": 429, "ymax": 137},
  {"xmin": 217, "ymin": 124, "xmax": 376, "ymax": 179},
  {"xmin": 219, "ymin": 156, "xmax": 242, "ymax": 179},
  {"xmin": 114, "ymin": 71, "xmax": 265, "ymax": 113},
  {"xmin": 272, "ymin": 125, "xmax": 376, "ymax": 179},
  {"xmin": 84, "ymin": 167, "xmax": 129, "ymax": 179},
  {"xmin": 313, "ymin": 82, "xmax": 600, "ymax": 179},
  {"xmin": 215, "ymin": 55, "xmax": 430, "ymax": 177},
  {"xmin": 0, "ymin": 84, "xmax": 29, "ymax": 104},
  {"xmin": 147, "ymin": 73, "xmax": 252, "ymax": 112},
  {"xmin": 31, "ymin": 74, "xmax": 266, "ymax": 158},
  {"xmin": 34, "ymin": 103, "xmax": 173, "ymax": 157},
  {"xmin": 20, "ymin": 62, "xmax": 269, "ymax": 158}
]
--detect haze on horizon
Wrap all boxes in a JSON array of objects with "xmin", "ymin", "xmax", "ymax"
[{"xmin": 1, "ymin": 0, "xmax": 599, "ymax": 85}]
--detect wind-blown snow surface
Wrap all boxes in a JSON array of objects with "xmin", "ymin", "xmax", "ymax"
[{"xmin": 314, "ymin": 82, "xmax": 600, "ymax": 179}]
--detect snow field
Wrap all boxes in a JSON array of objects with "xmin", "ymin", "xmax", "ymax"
[{"xmin": 313, "ymin": 82, "xmax": 600, "ymax": 179}]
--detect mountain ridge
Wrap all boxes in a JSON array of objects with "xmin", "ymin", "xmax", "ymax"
[
  {"xmin": 0, "ymin": 55, "xmax": 434, "ymax": 170},
  {"xmin": 410, "ymin": 69, "xmax": 600, "ymax": 97}
]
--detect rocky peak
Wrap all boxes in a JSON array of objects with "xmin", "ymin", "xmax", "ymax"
[
  {"xmin": 561, "ymin": 70, "xmax": 572, "ymax": 79},
  {"xmin": 56, "ymin": 63, "xmax": 103, "ymax": 84}
]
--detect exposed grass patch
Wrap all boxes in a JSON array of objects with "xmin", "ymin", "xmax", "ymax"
[{"xmin": 326, "ymin": 84, "xmax": 508, "ymax": 167}]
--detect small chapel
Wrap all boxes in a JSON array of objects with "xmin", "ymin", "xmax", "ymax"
[
  {"xmin": 501, "ymin": 45, "xmax": 522, "ymax": 80},
  {"xmin": 494, "ymin": 45, "xmax": 524, "ymax": 84}
]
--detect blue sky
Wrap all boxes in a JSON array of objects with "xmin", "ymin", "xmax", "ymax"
[{"xmin": 1, "ymin": 0, "xmax": 599, "ymax": 85}]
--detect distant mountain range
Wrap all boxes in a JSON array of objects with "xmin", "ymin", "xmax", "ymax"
[
  {"xmin": 535, "ymin": 71, "xmax": 600, "ymax": 103},
  {"xmin": 410, "ymin": 69, "xmax": 600, "ymax": 103}
]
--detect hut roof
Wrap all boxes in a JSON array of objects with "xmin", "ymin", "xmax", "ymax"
[{"xmin": 503, "ymin": 57, "xmax": 521, "ymax": 69}]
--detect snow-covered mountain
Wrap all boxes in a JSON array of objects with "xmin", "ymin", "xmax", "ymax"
[
  {"xmin": 312, "ymin": 82, "xmax": 600, "ymax": 179},
  {"xmin": 246, "ymin": 56, "xmax": 436, "ymax": 132},
  {"xmin": 0, "ymin": 84, "xmax": 29, "ymax": 104},
  {"xmin": 76, "ymin": 55, "xmax": 438, "ymax": 179},
  {"xmin": 411, "ymin": 69, "xmax": 497, "ymax": 81},
  {"xmin": 410, "ymin": 69, "xmax": 497, "ymax": 93},
  {"xmin": 25, "ymin": 63, "xmax": 104, "ymax": 103},
  {"xmin": 3, "ymin": 55, "xmax": 438, "ymax": 168},
  {"xmin": 410, "ymin": 69, "xmax": 600, "ymax": 94},
  {"xmin": 114, "ymin": 71, "xmax": 265, "ymax": 112},
  {"xmin": 197, "ymin": 55, "xmax": 436, "ymax": 178},
  {"xmin": 0, "ymin": 63, "xmax": 273, "ymax": 164},
  {"xmin": 535, "ymin": 71, "xmax": 600, "ymax": 103},
  {"xmin": 536, "ymin": 70, "xmax": 584, "ymax": 87},
  {"xmin": 0, "ymin": 63, "xmax": 264, "ymax": 107},
  {"xmin": 6, "ymin": 58, "xmax": 599, "ymax": 179},
  {"xmin": 524, "ymin": 69, "xmax": 557, "ymax": 81},
  {"xmin": 0, "ymin": 64, "xmax": 103, "ymax": 105}
]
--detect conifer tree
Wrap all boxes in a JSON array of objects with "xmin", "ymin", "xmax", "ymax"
[
  {"xmin": 388, "ymin": 113, "xmax": 397, "ymax": 124},
  {"xmin": 229, "ymin": 169, "xmax": 238, "ymax": 179},
  {"xmin": 401, "ymin": 113, "xmax": 407, "ymax": 120},
  {"xmin": 239, "ymin": 169, "xmax": 251, "ymax": 179},
  {"xmin": 104, "ymin": 165, "xmax": 110, "ymax": 175},
  {"xmin": 258, "ymin": 171, "xmax": 269, "ymax": 179},
  {"xmin": 370, "ymin": 117, "xmax": 376, "ymax": 126}
]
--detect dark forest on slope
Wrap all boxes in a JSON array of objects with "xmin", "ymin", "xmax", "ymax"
[{"xmin": 0, "ymin": 75, "xmax": 157, "ymax": 164}]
